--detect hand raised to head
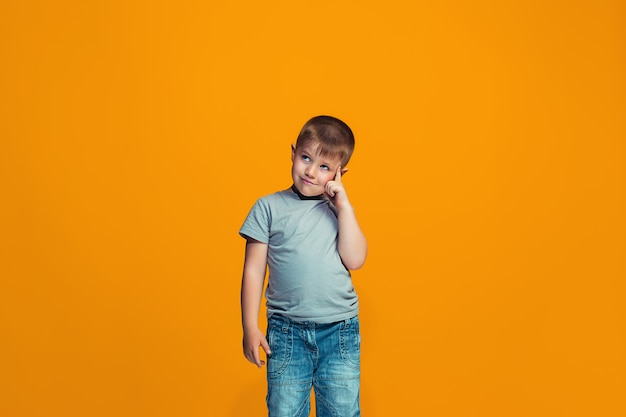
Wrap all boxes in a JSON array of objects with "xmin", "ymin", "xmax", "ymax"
[
  {"xmin": 334, "ymin": 165, "xmax": 342, "ymax": 183},
  {"xmin": 325, "ymin": 165, "xmax": 351, "ymax": 209}
]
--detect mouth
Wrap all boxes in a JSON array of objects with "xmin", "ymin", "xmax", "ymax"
[{"xmin": 300, "ymin": 178, "xmax": 316, "ymax": 186}]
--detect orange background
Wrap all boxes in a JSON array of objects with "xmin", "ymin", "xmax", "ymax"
[{"xmin": 1, "ymin": 1, "xmax": 625, "ymax": 416}]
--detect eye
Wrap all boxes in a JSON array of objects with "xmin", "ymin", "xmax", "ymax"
[
  {"xmin": 302, "ymin": 155, "xmax": 310, "ymax": 162},
  {"xmin": 320, "ymin": 165, "xmax": 330, "ymax": 171}
]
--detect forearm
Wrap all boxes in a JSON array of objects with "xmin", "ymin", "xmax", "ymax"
[
  {"xmin": 240, "ymin": 241, "xmax": 268, "ymax": 330},
  {"xmin": 337, "ymin": 204, "xmax": 367, "ymax": 270},
  {"xmin": 241, "ymin": 272, "xmax": 264, "ymax": 329},
  {"xmin": 240, "ymin": 240, "xmax": 271, "ymax": 367}
]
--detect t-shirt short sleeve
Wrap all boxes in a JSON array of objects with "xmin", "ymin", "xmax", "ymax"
[{"xmin": 239, "ymin": 199, "xmax": 270, "ymax": 244}]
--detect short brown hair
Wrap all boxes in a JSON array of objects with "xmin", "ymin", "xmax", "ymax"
[{"xmin": 295, "ymin": 115, "xmax": 355, "ymax": 166}]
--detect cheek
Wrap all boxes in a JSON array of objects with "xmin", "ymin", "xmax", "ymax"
[{"xmin": 320, "ymin": 172, "xmax": 334, "ymax": 184}]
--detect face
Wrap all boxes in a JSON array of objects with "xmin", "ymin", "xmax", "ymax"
[{"xmin": 291, "ymin": 143, "xmax": 343, "ymax": 196}]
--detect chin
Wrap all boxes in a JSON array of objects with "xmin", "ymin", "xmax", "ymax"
[{"xmin": 297, "ymin": 184, "xmax": 320, "ymax": 196}]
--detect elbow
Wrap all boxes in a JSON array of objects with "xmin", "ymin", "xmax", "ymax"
[
  {"xmin": 339, "ymin": 240, "xmax": 368, "ymax": 270},
  {"xmin": 344, "ymin": 259, "xmax": 365, "ymax": 270},
  {"xmin": 341, "ymin": 251, "xmax": 367, "ymax": 271}
]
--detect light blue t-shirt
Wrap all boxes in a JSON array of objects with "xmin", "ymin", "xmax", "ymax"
[{"xmin": 239, "ymin": 188, "xmax": 358, "ymax": 323}]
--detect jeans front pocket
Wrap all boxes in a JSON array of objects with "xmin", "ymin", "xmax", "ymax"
[
  {"xmin": 267, "ymin": 316, "xmax": 293, "ymax": 379},
  {"xmin": 339, "ymin": 316, "xmax": 361, "ymax": 370}
]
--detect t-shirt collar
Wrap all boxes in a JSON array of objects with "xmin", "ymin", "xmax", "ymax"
[{"xmin": 290, "ymin": 184, "xmax": 325, "ymax": 200}]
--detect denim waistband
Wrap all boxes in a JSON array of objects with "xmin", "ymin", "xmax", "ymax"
[{"xmin": 268, "ymin": 313, "xmax": 358, "ymax": 328}]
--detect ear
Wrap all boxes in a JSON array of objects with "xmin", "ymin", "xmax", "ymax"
[
  {"xmin": 341, "ymin": 167, "xmax": 349, "ymax": 176},
  {"xmin": 291, "ymin": 144, "xmax": 296, "ymax": 162}
]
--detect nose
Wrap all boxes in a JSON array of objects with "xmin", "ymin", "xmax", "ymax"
[{"xmin": 305, "ymin": 165, "xmax": 316, "ymax": 178}]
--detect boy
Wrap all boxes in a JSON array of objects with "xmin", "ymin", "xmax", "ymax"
[{"xmin": 239, "ymin": 115, "xmax": 367, "ymax": 417}]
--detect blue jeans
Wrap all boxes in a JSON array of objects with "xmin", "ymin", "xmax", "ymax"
[{"xmin": 266, "ymin": 315, "xmax": 361, "ymax": 417}]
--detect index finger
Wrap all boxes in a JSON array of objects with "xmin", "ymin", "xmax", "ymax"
[
  {"xmin": 335, "ymin": 165, "xmax": 342, "ymax": 182},
  {"xmin": 252, "ymin": 348, "xmax": 264, "ymax": 368}
]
